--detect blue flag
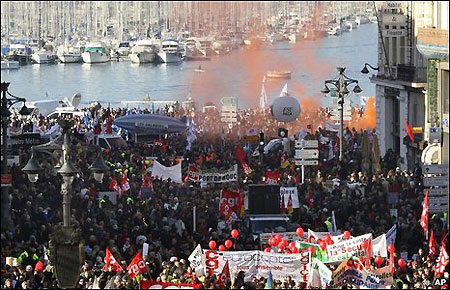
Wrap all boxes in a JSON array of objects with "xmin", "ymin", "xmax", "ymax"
[{"xmin": 265, "ymin": 270, "xmax": 273, "ymax": 289}]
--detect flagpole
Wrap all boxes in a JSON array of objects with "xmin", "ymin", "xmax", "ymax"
[
  {"xmin": 193, "ymin": 206, "xmax": 197, "ymax": 233},
  {"xmin": 302, "ymin": 165, "xmax": 305, "ymax": 184}
]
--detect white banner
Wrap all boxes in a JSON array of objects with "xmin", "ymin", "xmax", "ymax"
[
  {"xmin": 189, "ymin": 165, "xmax": 238, "ymax": 183},
  {"xmin": 280, "ymin": 187, "xmax": 300, "ymax": 208},
  {"xmin": 188, "ymin": 244, "xmax": 205, "ymax": 277},
  {"xmin": 386, "ymin": 224, "xmax": 397, "ymax": 247},
  {"xmin": 372, "ymin": 234, "xmax": 388, "ymax": 258},
  {"xmin": 308, "ymin": 258, "xmax": 332, "ymax": 288},
  {"xmin": 326, "ymin": 234, "xmax": 372, "ymax": 263},
  {"xmin": 202, "ymin": 250, "xmax": 310, "ymax": 282},
  {"xmin": 151, "ymin": 161, "xmax": 182, "ymax": 183}
]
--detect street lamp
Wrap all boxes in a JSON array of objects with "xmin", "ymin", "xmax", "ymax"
[
  {"xmin": 321, "ymin": 67, "xmax": 362, "ymax": 161},
  {"xmin": 1, "ymin": 82, "xmax": 31, "ymax": 232},
  {"xmin": 361, "ymin": 63, "xmax": 379, "ymax": 74},
  {"xmin": 22, "ymin": 117, "xmax": 109, "ymax": 288}
]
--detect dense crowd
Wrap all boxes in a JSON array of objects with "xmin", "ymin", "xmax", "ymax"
[{"xmin": 1, "ymin": 102, "xmax": 448, "ymax": 289}]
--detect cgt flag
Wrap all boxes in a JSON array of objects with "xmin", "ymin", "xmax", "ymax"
[
  {"xmin": 217, "ymin": 261, "xmax": 230, "ymax": 289},
  {"xmin": 103, "ymin": 248, "xmax": 123, "ymax": 273},
  {"xmin": 420, "ymin": 191, "xmax": 429, "ymax": 235},
  {"xmin": 127, "ymin": 252, "xmax": 148, "ymax": 279}
]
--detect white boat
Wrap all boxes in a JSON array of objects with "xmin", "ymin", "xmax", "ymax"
[
  {"xmin": 183, "ymin": 38, "xmax": 201, "ymax": 58},
  {"xmin": 57, "ymin": 44, "xmax": 82, "ymax": 63},
  {"xmin": 129, "ymin": 39, "xmax": 157, "ymax": 63},
  {"xmin": 158, "ymin": 39, "xmax": 182, "ymax": 63},
  {"xmin": 327, "ymin": 26, "xmax": 341, "ymax": 36},
  {"xmin": 82, "ymin": 42, "xmax": 109, "ymax": 63},
  {"xmin": 266, "ymin": 70, "xmax": 291, "ymax": 79},
  {"xmin": 369, "ymin": 15, "xmax": 378, "ymax": 23},
  {"xmin": 1, "ymin": 60, "xmax": 20, "ymax": 70},
  {"xmin": 31, "ymin": 50, "xmax": 57, "ymax": 64},
  {"xmin": 117, "ymin": 41, "xmax": 131, "ymax": 56}
]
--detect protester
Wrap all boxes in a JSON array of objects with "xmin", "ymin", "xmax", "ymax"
[{"xmin": 1, "ymin": 102, "xmax": 448, "ymax": 289}]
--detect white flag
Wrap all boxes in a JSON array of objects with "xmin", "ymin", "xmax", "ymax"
[
  {"xmin": 188, "ymin": 244, "xmax": 205, "ymax": 276},
  {"xmin": 280, "ymin": 83, "xmax": 288, "ymax": 97}
]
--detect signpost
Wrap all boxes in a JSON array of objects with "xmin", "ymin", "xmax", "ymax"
[
  {"xmin": 295, "ymin": 139, "xmax": 319, "ymax": 183},
  {"xmin": 423, "ymin": 164, "xmax": 449, "ymax": 213},
  {"xmin": 221, "ymin": 97, "xmax": 238, "ymax": 127}
]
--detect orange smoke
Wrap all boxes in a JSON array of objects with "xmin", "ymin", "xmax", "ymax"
[{"xmin": 350, "ymin": 97, "xmax": 376, "ymax": 131}]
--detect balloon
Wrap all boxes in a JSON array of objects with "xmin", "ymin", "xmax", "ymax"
[
  {"xmin": 231, "ymin": 229, "xmax": 239, "ymax": 239},
  {"xmin": 218, "ymin": 245, "xmax": 226, "ymax": 251},
  {"xmin": 282, "ymin": 240, "xmax": 289, "ymax": 248},
  {"xmin": 279, "ymin": 241, "xmax": 286, "ymax": 250},
  {"xmin": 344, "ymin": 231, "xmax": 351, "ymax": 240},
  {"xmin": 398, "ymin": 258, "xmax": 406, "ymax": 268},
  {"xmin": 209, "ymin": 240, "xmax": 216, "ymax": 250},
  {"xmin": 346, "ymin": 259, "xmax": 354, "ymax": 267},
  {"xmin": 291, "ymin": 247, "xmax": 299, "ymax": 253},
  {"xmin": 284, "ymin": 249, "xmax": 291, "ymax": 254},
  {"xmin": 387, "ymin": 244, "xmax": 395, "ymax": 253},
  {"xmin": 289, "ymin": 242, "xmax": 296, "ymax": 249},
  {"xmin": 296, "ymin": 227, "xmax": 304, "ymax": 238},
  {"xmin": 271, "ymin": 95, "xmax": 301, "ymax": 122},
  {"xmin": 309, "ymin": 245, "xmax": 315, "ymax": 255},
  {"xmin": 317, "ymin": 239, "xmax": 323, "ymax": 245},
  {"xmin": 275, "ymin": 235, "xmax": 282, "ymax": 244},
  {"xmin": 359, "ymin": 256, "xmax": 366, "ymax": 263},
  {"xmin": 225, "ymin": 240, "xmax": 233, "ymax": 249},
  {"xmin": 325, "ymin": 235, "xmax": 332, "ymax": 244},
  {"xmin": 375, "ymin": 256, "xmax": 383, "ymax": 267},
  {"xmin": 268, "ymin": 238, "xmax": 276, "ymax": 247},
  {"xmin": 264, "ymin": 247, "xmax": 271, "ymax": 253},
  {"xmin": 319, "ymin": 241, "xmax": 327, "ymax": 251}
]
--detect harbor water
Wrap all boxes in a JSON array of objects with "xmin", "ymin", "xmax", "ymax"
[{"xmin": 2, "ymin": 23, "xmax": 378, "ymax": 110}]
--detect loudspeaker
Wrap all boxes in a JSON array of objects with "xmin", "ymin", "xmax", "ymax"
[{"xmin": 248, "ymin": 184, "xmax": 281, "ymax": 214}]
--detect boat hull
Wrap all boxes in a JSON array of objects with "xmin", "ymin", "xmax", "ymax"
[
  {"xmin": 158, "ymin": 51, "xmax": 181, "ymax": 63},
  {"xmin": 1, "ymin": 60, "xmax": 20, "ymax": 70},
  {"xmin": 130, "ymin": 51, "xmax": 155, "ymax": 63},
  {"xmin": 58, "ymin": 54, "xmax": 83, "ymax": 63},
  {"xmin": 82, "ymin": 52, "xmax": 109, "ymax": 63},
  {"xmin": 32, "ymin": 53, "xmax": 57, "ymax": 64}
]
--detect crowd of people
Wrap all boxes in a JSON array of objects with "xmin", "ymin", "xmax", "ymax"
[{"xmin": 1, "ymin": 101, "xmax": 448, "ymax": 289}]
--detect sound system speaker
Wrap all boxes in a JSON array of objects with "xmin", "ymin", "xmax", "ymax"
[{"xmin": 248, "ymin": 184, "xmax": 281, "ymax": 214}]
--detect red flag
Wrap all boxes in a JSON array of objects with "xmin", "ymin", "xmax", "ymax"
[
  {"xmin": 109, "ymin": 176, "xmax": 118, "ymax": 190},
  {"xmin": 103, "ymin": 248, "xmax": 124, "ymax": 273},
  {"xmin": 233, "ymin": 146, "xmax": 246, "ymax": 162},
  {"xmin": 405, "ymin": 119, "xmax": 414, "ymax": 142},
  {"xmin": 127, "ymin": 252, "xmax": 148, "ymax": 279},
  {"xmin": 420, "ymin": 191, "xmax": 429, "ymax": 234},
  {"xmin": 308, "ymin": 186, "xmax": 314, "ymax": 209},
  {"xmin": 217, "ymin": 261, "xmax": 230, "ymax": 289},
  {"xmin": 121, "ymin": 170, "xmax": 130, "ymax": 192},
  {"xmin": 429, "ymin": 229, "xmax": 436, "ymax": 257},
  {"xmin": 389, "ymin": 243, "xmax": 395, "ymax": 275},
  {"xmin": 142, "ymin": 157, "xmax": 147, "ymax": 172},
  {"xmin": 287, "ymin": 193, "xmax": 293, "ymax": 214},
  {"xmin": 435, "ymin": 235, "xmax": 449, "ymax": 276},
  {"xmin": 264, "ymin": 171, "xmax": 279, "ymax": 184},
  {"xmin": 220, "ymin": 189, "xmax": 242, "ymax": 222},
  {"xmin": 365, "ymin": 239, "xmax": 372, "ymax": 269}
]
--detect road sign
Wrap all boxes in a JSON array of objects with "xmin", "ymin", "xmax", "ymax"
[
  {"xmin": 221, "ymin": 97, "xmax": 237, "ymax": 105},
  {"xmin": 295, "ymin": 160, "xmax": 318, "ymax": 166},
  {"xmin": 295, "ymin": 140, "xmax": 318, "ymax": 149},
  {"xmin": 423, "ymin": 164, "xmax": 449, "ymax": 175},
  {"xmin": 221, "ymin": 105, "xmax": 236, "ymax": 112},
  {"xmin": 424, "ymin": 176, "xmax": 449, "ymax": 187},
  {"xmin": 331, "ymin": 116, "xmax": 352, "ymax": 121},
  {"xmin": 429, "ymin": 206, "xmax": 449, "ymax": 213},
  {"xmin": 296, "ymin": 149, "xmax": 319, "ymax": 159},
  {"xmin": 330, "ymin": 110, "xmax": 352, "ymax": 116},
  {"xmin": 428, "ymin": 188, "xmax": 449, "ymax": 196},
  {"xmin": 221, "ymin": 117, "xmax": 237, "ymax": 123},
  {"xmin": 429, "ymin": 196, "xmax": 449, "ymax": 204}
]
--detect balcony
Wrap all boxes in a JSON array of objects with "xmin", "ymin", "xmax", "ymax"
[{"xmin": 377, "ymin": 65, "xmax": 427, "ymax": 85}]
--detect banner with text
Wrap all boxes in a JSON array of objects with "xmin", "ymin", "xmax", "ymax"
[
  {"xmin": 189, "ymin": 165, "xmax": 238, "ymax": 183},
  {"xmin": 280, "ymin": 187, "xmax": 300, "ymax": 208},
  {"xmin": 326, "ymin": 234, "xmax": 372, "ymax": 263}
]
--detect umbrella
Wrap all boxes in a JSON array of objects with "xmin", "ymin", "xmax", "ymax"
[{"xmin": 371, "ymin": 134, "xmax": 381, "ymax": 173}]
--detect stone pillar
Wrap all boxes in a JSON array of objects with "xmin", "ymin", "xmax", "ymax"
[
  {"xmin": 398, "ymin": 89, "xmax": 409, "ymax": 170},
  {"xmin": 375, "ymin": 85, "xmax": 387, "ymax": 157}
]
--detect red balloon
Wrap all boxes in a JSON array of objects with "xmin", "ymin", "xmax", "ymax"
[
  {"xmin": 325, "ymin": 235, "xmax": 332, "ymax": 242},
  {"xmin": 225, "ymin": 240, "xmax": 233, "ymax": 249},
  {"xmin": 284, "ymin": 249, "xmax": 291, "ymax": 254},
  {"xmin": 279, "ymin": 240, "xmax": 287, "ymax": 250},
  {"xmin": 398, "ymin": 258, "xmax": 407, "ymax": 268},
  {"xmin": 344, "ymin": 231, "xmax": 351, "ymax": 240},
  {"xmin": 362, "ymin": 240, "xmax": 369, "ymax": 249},
  {"xmin": 296, "ymin": 227, "xmax": 304, "ymax": 238},
  {"xmin": 264, "ymin": 247, "xmax": 271, "ymax": 253},
  {"xmin": 309, "ymin": 245, "xmax": 316, "ymax": 255},
  {"xmin": 268, "ymin": 238, "xmax": 276, "ymax": 247},
  {"xmin": 289, "ymin": 242, "xmax": 296, "ymax": 249},
  {"xmin": 347, "ymin": 259, "xmax": 354, "ymax": 267},
  {"xmin": 359, "ymin": 256, "xmax": 366, "ymax": 263},
  {"xmin": 291, "ymin": 247, "xmax": 299, "ymax": 253},
  {"xmin": 209, "ymin": 240, "xmax": 217, "ymax": 250},
  {"xmin": 231, "ymin": 229, "xmax": 239, "ymax": 239},
  {"xmin": 375, "ymin": 256, "xmax": 383, "ymax": 266},
  {"xmin": 317, "ymin": 238, "xmax": 322, "ymax": 245},
  {"xmin": 275, "ymin": 235, "xmax": 282, "ymax": 244},
  {"xmin": 319, "ymin": 241, "xmax": 327, "ymax": 251},
  {"xmin": 218, "ymin": 245, "xmax": 226, "ymax": 251},
  {"xmin": 387, "ymin": 244, "xmax": 395, "ymax": 254}
]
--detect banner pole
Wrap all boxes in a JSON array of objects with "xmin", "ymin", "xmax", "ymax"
[
  {"xmin": 302, "ymin": 165, "xmax": 305, "ymax": 184},
  {"xmin": 193, "ymin": 206, "xmax": 196, "ymax": 233}
]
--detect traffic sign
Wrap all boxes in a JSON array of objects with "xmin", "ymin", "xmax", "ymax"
[
  {"xmin": 423, "ymin": 164, "xmax": 449, "ymax": 175},
  {"xmin": 331, "ymin": 116, "xmax": 352, "ymax": 121},
  {"xmin": 221, "ymin": 97, "xmax": 237, "ymax": 105},
  {"xmin": 429, "ymin": 196, "xmax": 449, "ymax": 204},
  {"xmin": 220, "ymin": 112, "xmax": 237, "ymax": 118},
  {"xmin": 221, "ymin": 105, "xmax": 237, "ymax": 112},
  {"xmin": 296, "ymin": 149, "xmax": 319, "ymax": 159},
  {"xmin": 221, "ymin": 117, "xmax": 237, "ymax": 123},
  {"xmin": 424, "ymin": 176, "xmax": 449, "ymax": 187},
  {"xmin": 295, "ymin": 140, "xmax": 318, "ymax": 149},
  {"xmin": 330, "ymin": 110, "xmax": 352, "ymax": 116},
  {"xmin": 295, "ymin": 160, "xmax": 318, "ymax": 166}
]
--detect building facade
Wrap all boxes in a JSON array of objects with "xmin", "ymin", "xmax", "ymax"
[{"xmin": 371, "ymin": 1, "xmax": 448, "ymax": 170}]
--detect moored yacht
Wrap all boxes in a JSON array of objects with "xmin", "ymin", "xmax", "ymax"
[
  {"xmin": 31, "ymin": 50, "xmax": 57, "ymax": 64},
  {"xmin": 57, "ymin": 44, "xmax": 83, "ymax": 63},
  {"xmin": 129, "ymin": 39, "xmax": 157, "ymax": 63},
  {"xmin": 157, "ymin": 39, "xmax": 182, "ymax": 63},
  {"xmin": 82, "ymin": 42, "xmax": 109, "ymax": 63}
]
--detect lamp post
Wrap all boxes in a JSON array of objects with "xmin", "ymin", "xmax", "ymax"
[
  {"xmin": 1, "ymin": 82, "xmax": 30, "ymax": 232},
  {"xmin": 361, "ymin": 63, "xmax": 379, "ymax": 74},
  {"xmin": 22, "ymin": 117, "xmax": 109, "ymax": 288},
  {"xmin": 321, "ymin": 67, "xmax": 362, "ymax": 161}
]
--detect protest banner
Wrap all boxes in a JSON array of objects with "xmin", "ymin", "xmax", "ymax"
[
  {"xmin": 331, "ymin": 258, "xmax": 382, "ymax": 289},
  {"xmin": 219, "ymin": 189, "xmax": 243, "ymax": 224},
  {"xmin": 151, "ymin": 160, "xmax": 182, "ymax": 183},
  {"xmin": 370, "ymin": 264, "xmax": 394, "ymax": 288},
  {"xmin": 308, "ymin": 258, "xmax": 332, "ymax": 288},
  {"xmin": 296, "ymin": 241, "xmax": 330, "ymax": 263},
  {"xmin": 202, "ymin": 250, "xmax": 310, "ymax": 282},
  {"xmin": 326, "ymin": 234, "xmax": 372, "ymax": 262},
  {"xmin": 188, "ymin": 165, "xmax": 238, "ymax": 183},
  {"xmin": 264, "ymin": 171, "xmax": 279, "ymax": 184},
  {"xmin": 140, "ymin": 281, "xmax": 203, "ymax": 289},
  {"xmin": 280, "ymin": 187, "xmax": 300, "ymax": 208},
  {"xmin": 188, "ymin": 244, "xmax": 205, "ymax": 277}
]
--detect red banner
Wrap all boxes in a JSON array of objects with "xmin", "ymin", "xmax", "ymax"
[
  {"xmin": 219, "ymin": 189, "xmax": 243, "ymax": 223},
  {"xmin": 140, "ymin": 281, "xmax": 202, "ymax": 289},
  {"xmin": 127, "ymin": 252, "xmax": 147, "ymax": 279},
  {"xmin": 264, "ymin": 171, "xmax": 279, "ymax": 184}
]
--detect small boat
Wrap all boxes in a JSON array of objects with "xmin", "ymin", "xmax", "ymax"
[
  {"xmin": 1, "ymin": 60, "xmax": 20, "ymax": 70},
  {"xmin": 266, "ymin": 70, "xmax": 291, "ymax": 79},
  {"xmin": 31, "ymin": 50, "xmax": 57, "ymax": 64}
]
